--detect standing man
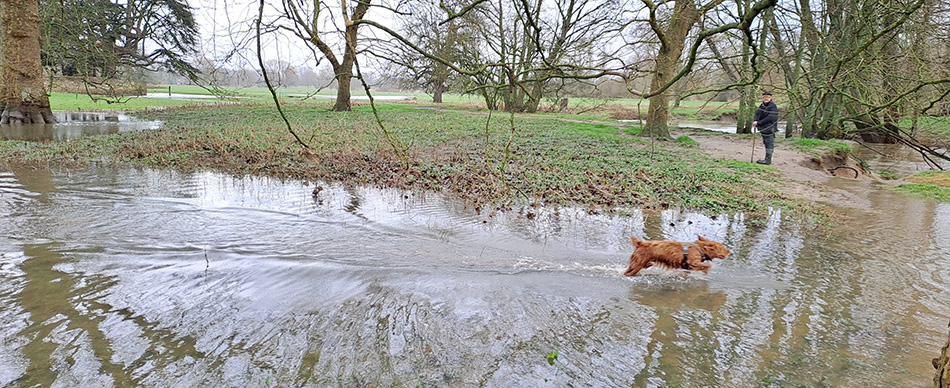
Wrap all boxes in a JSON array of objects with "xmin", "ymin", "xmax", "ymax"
[{"xmin": 752, "ymin": 92, "xmax": 779, "ymax": 165}]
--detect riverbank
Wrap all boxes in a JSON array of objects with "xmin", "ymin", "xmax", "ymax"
[{"xmin": 0, "ymin": 102, "xmax": 861, "ymax": 218}]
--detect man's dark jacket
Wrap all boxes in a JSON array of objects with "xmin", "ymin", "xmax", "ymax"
[{"xmin": 754, "ymin": 101, "xmax": 779, "ymax": 134}]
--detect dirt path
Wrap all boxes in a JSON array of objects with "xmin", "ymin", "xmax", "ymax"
[{"xmin": 677, "ymin": 130, "xmax": 876, "ymax": 209}]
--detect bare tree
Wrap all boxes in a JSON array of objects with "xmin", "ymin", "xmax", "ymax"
[
  {"xmin": 462, "ymin": 0, "xmax": 626, "ymax": 113},
  {"xmin": 766, "ymin": 0, "xmax": 950, "ymax": 165},
  {"xmin": 635, "ymin": 0, "xmax": 776, "ymax": 138},
  {"xmin": 375, "ymin": 0, "xmax": 469, "ymax": 103},
  {"xmin": 277, "ymin": 0, "xmax": 372, "ymax": 111}
]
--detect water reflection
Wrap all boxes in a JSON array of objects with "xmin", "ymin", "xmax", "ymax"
[
  {"xmin": 851, "ymin": 142, "xmax": 950, "ymax": 176},
  {"xmin": 0, "ymin": 166, "xmax": 947, "ymax": 386},
  {"xmin": 0, "ymin": 112, "xmax": 162, "ymax": 141}
]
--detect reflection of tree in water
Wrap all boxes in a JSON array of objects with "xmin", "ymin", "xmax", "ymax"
[
  {"xmin": 14, "ymin": 245, "xmax": 210, "ymax": 385},
  {"xmin": 17, "ymin": 244, "xmax": 131, "ymax": 386},
  {"xmin": 629, "ymin": 282, "xmax": 727, "ymax": 387}
]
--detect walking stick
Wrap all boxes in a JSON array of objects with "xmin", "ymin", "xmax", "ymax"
[{"xmin": 750, "ymin": 126, "xmax": 757, "ymax": 163}]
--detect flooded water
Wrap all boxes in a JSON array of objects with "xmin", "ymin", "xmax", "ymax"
[
  {"xmin": 852, "ymin": 142, "xmax": 950, "ymax": 176},
  {"xmin": 0, "ymin": 165, "xmax": 948, "ymax": 387},
  {"xmin": 0, "ymin": 112, "xmax": 162, "ymax": 142}
]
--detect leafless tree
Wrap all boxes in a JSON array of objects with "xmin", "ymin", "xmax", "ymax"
[
  {"xmin": 632, "ymin": 0, "xmax": 777, "ymax": 138},
  {"xmin": 766, "ymin": 0, "xmax": 950, "ymax": 165},
  {"xmin": 273, "ymin": 0, "xmax": 373, "ymax": 111}
]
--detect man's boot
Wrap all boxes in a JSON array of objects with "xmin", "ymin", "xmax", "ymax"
[{"xmin": 756, "ymin": 149, "xmax": 773, "ymax": 165}]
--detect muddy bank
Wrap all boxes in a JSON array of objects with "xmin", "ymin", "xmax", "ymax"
[{"xmin": 680, "ymin": 129, "xmax": 878, "ymax": 210}]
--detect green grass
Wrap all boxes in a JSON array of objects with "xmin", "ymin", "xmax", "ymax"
[
  {"xmin": 562, "ymin": 123, "xmax": 621, "ymax": 138},
  {"xmin": 49, "ymin": 85, "xmax": 743, "ymax": 130},
  {"xmin": 675, "ymin": 135, "xmax": 699, "ymax": 147},
  {"xmin": 894, "ymin": 170, "xmax": 950, "ymax": 201},
  {"xmin": 899, "ymin": 116, "xmax": 950, "ymax": 145},
  {"xmin": 905, "ymin": 170, "xmax": 950, "ymax": 186},
  {"xmin": 788, "ymin": 137, "xmax": 852, "ymax": 157},
  {"xmin": 1, "ymin": 100, "xmax": 792, "ymax": 215},
  {"xmin": 894, "ymin": 183, "xmax": 950, "ymax": 201},
  {"xmin": 48, "ymin": 92, "xmax": 212, "ymax": 111}
]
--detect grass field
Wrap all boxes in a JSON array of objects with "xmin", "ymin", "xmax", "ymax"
[
  {"xmin": 1, "ymin": 99, "xmax": 797, "ymax": 216},
  {"xmin": 51, "ymin": 85, "xmax": 740, "ymax": 122},
  {"xmin": 21, "ymin": 85, "xmax": 946, "ymax": 214}
]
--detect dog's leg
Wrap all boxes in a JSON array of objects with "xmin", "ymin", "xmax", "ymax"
[
  {"xmin": 624, "ymin": 253, "xmax": 649, "ymax": 276},
  {"xmin": 685, "ymin": 248, "xmax": 713, "ymax": 273}
]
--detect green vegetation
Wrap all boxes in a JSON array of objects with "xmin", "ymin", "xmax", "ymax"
[
  {"xmin": 47, "ymin": 85, "xmax": 744, "ymax": 121},
  {"xmin": 877, "ymin": 170, "xmax": 900, "ymax": 180},
  {"xmin": 894, "ymin": 184, "xmax": 950, "ymax": 201},
  {"xmin": 900, "ymin": 116, "xmax": 950, "ymax": 145},
  {"xmin": 0, "ymin": 100, "xmax": 794, "ymax": 215},
  {"xmin": 675, "ymin": 135, "xmax": 699, "ymax": 147},
  {"xmin": 894, "ymin": 171, "xmax": 950, "ymax": 201},
  {"xmin": 905, "ymin": 170, "xmax": 950, "ymax": 186},
  {"xmin": 48, "ymin": 92, "xmax": 210, "ymax": 111},
  {"xmin": 788, "ymin": 137, "xmax": 852, "ymax": 158}
]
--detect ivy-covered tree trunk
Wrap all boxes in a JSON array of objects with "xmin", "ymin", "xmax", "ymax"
[
  {"xmin": 0, "ymin": 0, "xmax": 55, "ymax": 124},
  {"xmin": 736, "ymin": 85, "xmax": 755, "ymax": 134}
]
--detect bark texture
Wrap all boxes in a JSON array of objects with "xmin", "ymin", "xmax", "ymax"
[
  {"xmin": 0, "ymin": 0, "xmax": 55, "ymax": 124},
  {"xmin": 330, "ymin": 0, "xmax": 370, "ymax": 112},
  {"xmin": 643, "ymin": 0, "xmax": 699, "ymax": 139},
  {"xmin": 936, "ymin": 322, "xmax": 950, "ymax": 388}
]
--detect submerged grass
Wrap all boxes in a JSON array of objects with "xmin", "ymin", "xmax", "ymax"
[{"xmin": 1, "ymin": 101, "xmax": 794, "ymax": 215}]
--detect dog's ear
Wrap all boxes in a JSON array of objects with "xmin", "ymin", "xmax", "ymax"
[
  {"xmin": 630, "ymin": 236, "xmax": 640, "ymax": 245},
  {"xmin": 698, "ymin": 235, "xmax": 708, "ymax": 241}
]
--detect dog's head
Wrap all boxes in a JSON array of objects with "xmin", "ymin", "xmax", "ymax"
[{"xmin": 697, "ymin": 236, "xmax": 730, "ymax": 259}]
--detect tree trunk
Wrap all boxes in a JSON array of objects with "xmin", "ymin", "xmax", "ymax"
[
  {"xmin": 332, "ymin": 64, "xmax": 352, "ymax": 112},
  {"xmin": 330, "ymin": 0, "xmax": 370, "ymax": 112},
  {"xmin": 642, "ymin": 0, "xmax": 698, "ymax": 139},
  {"xmin": 644, "ymin": 89, "xmax": 672, "ymax": 138},
  {"xmin": 525, "ymin": 81, "xmax": 542, "ymax": 114},
  {"xmin": 936, "ymin": 322, "xmax": 950, "ymax": 388},
  {"xmin": 0, "ymin": 0, "xmax": 55, "ymax": 124},
  {"xmin": 736, "ymin": 85, "xmax": 755, "ymax": 134}
]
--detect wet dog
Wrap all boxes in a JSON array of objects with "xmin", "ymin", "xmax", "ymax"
[{"xmin": 623, "ymin": 236, "xmax": 730, "ymax": 276}]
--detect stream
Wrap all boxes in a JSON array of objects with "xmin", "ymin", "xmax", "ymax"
[{"xmin": 0, "ymin": 162, "xmax": 948, "ymax": 387}]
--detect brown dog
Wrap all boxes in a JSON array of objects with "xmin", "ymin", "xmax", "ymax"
[{"xmin": 623, "ymin": 236, "xmax": 730, "ymax": 276}]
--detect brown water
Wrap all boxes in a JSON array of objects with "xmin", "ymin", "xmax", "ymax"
[
  {"xmin": 851, "ymin": 142, "xmax": 950, "ymax": 176},
  {"xmin": 0, "ymin": 166, "xmax": 948, "ymax": 387}
]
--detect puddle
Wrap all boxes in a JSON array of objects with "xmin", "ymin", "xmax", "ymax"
[{"xmin": 0, "ymin": 112, "xmax": 163, "ymax": 141}]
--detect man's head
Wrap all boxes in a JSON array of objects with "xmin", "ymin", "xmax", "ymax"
[{"xmin": 762, "ymin": 92, "xmax": 773, "ymax": 104}]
